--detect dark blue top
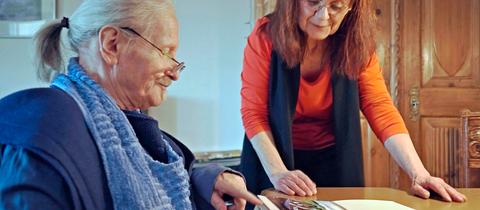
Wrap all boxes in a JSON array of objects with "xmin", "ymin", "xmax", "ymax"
[{"xmin": 0, "ymin": 88, "xmax": 229, "ymax": 210}]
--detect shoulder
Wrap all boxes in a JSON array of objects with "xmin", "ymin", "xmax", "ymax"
[
  {"xmin": 359, "ymin": 53, "xmax": 382, "ymax": 79},
  {"xmin": 252, "ymin": 16, "xmax": 271, "ymax": 36},
  {"xmin": 0, "ymin": 88, "xmax": 80, "ymax": 114},
  {"xmin": 247, "ymin": 16, "xmax": 273, "ymax": 53},
  {"xmin": 0, "ymin": 88, "xmax": 88, "ymax": 143},
  {"xmin": 0, "ymin": 88, "xmax": 110, "ymax": 209}
]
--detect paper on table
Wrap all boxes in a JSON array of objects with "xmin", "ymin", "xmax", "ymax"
[
  {"xmin": 331, "ymin": 199, "xmax": 415, "ymax": 210},
  {"xmin": 256, "ymin": 195, "xmax": 281, "ymax": 210},
  {"xmin": 255, "ymin": 196, "xmax": 415, "ymax": 210}
]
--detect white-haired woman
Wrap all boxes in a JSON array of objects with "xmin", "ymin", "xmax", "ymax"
[{"xmin": 0, "ymin": 0, "xmax": 261, "ymax": 209}]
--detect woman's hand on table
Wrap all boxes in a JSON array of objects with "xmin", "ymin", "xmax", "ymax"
[
  {"xmin": 270, "ymin": 170, "xmax": 317, "ymax": 196},
  {"xmin": 410, "ymin": 174, "xmax": 467, "ymax": 202}
]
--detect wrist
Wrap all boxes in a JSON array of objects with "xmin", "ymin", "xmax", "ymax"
[
  {"xmin": 267, "ymin": 167, "xmax": 288, "ymax": 178},
  {"xmin": 410, "ymin": 167, "xmax": 430, "ymax": 180}
]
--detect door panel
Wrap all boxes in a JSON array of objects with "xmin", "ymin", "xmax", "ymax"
[
  {"xmin": 422, "ymin": 0, "xmax": 479, "ymax": 87},
  {"xmin": 361, "ymin": 116, "xmax": 391, "ymax": 186},
  {"xmin": 420, "ymin": 89, "xmax": 480, "ymax": 116},
  {"xmin": 399, "ymin": 0, "xmax": 480, "ymax": 189},
  {"xmin": 422, "ymin": 118, "xmax": 464, "ymax": 187}
]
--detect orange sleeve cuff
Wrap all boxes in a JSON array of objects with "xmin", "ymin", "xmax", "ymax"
[
  {"xmin": 378, "ymin": 120, "xmax": 409, "ymax": 144},
  {"xmin": 245, "ymin": 124, "xmax": 271, "ymax": 140}
]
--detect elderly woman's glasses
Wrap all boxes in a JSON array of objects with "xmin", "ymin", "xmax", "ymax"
[
  {"xmin": 120, "ymin": 27, "xmax": 185, "ymax": 74},
  {"xmin": 304, "ymin": 0, "xmax": 351, "ymax": 16}
]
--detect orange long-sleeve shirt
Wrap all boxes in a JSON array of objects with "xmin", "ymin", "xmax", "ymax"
[{"xmin": 241, "ymin": 17, "xmax": 408, "ymax": 150}]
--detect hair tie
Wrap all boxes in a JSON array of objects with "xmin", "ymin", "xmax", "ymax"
[{"xmin": 60, "ymin": 17, "xmax": 69, "ymax": 29}]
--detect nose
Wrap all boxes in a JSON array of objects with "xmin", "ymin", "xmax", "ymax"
[
  {"xmin": 165, "ymin": 68, "xmax": 180, "ymax": 81},
  {"xmin": 314, "ymin": 5, "xmax": 329, "ymax": 20}
]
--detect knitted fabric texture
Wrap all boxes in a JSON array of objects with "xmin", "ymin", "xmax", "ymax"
[{"xmin": 51, "ymin": 58, "xmax": 192, "ymax": 210}]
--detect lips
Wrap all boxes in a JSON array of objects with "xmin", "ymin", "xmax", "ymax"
[
  {"xmin": 311, "ymin": 23, "xmax": 330, "ymax": 28},
  {"xmin": 156, "ymin": 77, "xmax": 172, "ymax": 87},
  {"xmin": 309, "ymin": 20, "xmax": 330, "ymax": 28}
]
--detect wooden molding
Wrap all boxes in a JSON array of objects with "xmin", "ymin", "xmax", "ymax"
[
  {"xmin": 388, "ymin": 0, "xmax": 401, "ymax": 190},
  {"xmin": 461, "ymin": 110, "xmax": 480, "ymax": 186}
]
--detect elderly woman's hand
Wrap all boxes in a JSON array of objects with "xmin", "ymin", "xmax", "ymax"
[
  {"xmin": 211, "ymin": 172, "xmax": 262, "ymax": 210},
  {"xmin": 410, "ymin": 174, "xmax": 467, "ymax": 202}
]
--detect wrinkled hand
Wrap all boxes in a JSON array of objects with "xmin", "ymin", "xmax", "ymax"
[
  {"xmin": 270, "ymin": 170, "xmax": 316, "ymax": 196},
  {"xmin": 211, "ymin": 172, "xmax": 262, "ymax": 210},
  {"xmin": 410, "ymin": 174, "xmax": 467, "ymax": 202}
]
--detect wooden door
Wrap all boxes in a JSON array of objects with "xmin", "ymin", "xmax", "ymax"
[
  {"xmin": 397, "ymin": 0, "xmax": 480, "ymax": 189},
  {"xmin": 361, "ymin": 0, "xmax": 397, "ymax": 187}
]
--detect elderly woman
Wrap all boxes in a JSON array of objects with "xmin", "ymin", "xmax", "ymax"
[{"xmin": 0, "ymin": 0, "xmax": 260, "ymax": 209}]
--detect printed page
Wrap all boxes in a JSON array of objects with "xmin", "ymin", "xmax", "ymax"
[{"xmin": 332, "ymin": 199, "xmax": 415, "ymax": 210}]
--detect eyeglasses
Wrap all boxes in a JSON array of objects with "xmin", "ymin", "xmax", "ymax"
[
  {"xmin": 303, "ymin": 0, "xmax": 351, "ymax": 16},
  {"xmin": 120, "ymin": 27, "xmax": 185, "ymax": 74}
]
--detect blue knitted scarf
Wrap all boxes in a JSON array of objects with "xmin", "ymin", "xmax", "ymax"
[{"xmin": 51, "ymin": 58, "xmax": 192, "ymax": 210}]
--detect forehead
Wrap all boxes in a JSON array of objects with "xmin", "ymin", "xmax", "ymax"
[
  {"xmin": 305, "ymin": 0, "xmax": 351, "ymax": 3},
  {"xmin": 149, "ymin": 13, "xmax": 178, "ymax": 48}
]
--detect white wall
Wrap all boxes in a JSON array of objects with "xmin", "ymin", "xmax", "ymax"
[
  {"xmin": 149, "ymin": 0, "xmax": 252, "ymax": 152},
  {"xmin": 0, "ymin": 0, "xmax": 81, "ymax": 97},
  {"xmin": 0, "ymin": 0, "xmax": 252, "ymax": 153}
]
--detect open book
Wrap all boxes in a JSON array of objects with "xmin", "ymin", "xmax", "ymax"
[{"xmin": 256, "ymin": 195, "xmax": 415, "ymax": 210}]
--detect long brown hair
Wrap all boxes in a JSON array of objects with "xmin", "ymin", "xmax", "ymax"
[{"xmin": 266, "ymin": 0, "xmax": 376, "ymax": 79}]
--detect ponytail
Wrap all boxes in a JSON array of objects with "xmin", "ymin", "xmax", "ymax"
[
  {"xmin": 34, "ymin": 18, "xmax": 67, "ymax": 82},
  {"xmin": 34, "ymin": 0, "xmax": 174, "ymax": 82}
]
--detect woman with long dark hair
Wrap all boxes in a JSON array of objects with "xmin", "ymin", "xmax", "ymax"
[{"xmin": 240, "ymin": 0, "xmax": 465, "ymax": 204}]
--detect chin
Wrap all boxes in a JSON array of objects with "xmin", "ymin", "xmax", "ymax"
[
  {"xmin": 310, "ymin": 33, "xmax": 329, "ymax": 41},
  {"xmin": 306, "ymin": 30, "xmax": 330, "ymax": 41},
  {"xmin": 145, "ymin": 89, "xmax": 167, "ymax": 107},
  {"xmin": 149, "ymin": 99, "xmax": 163, "ymax": 107},
  {"xmin": 152, "ymin": 94, "xmax": 167, "ymax": 107}
]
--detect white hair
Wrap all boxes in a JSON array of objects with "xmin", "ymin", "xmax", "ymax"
[{"xmin": 34, "ymin": 0, "xmax": 174, "ymax": 81}]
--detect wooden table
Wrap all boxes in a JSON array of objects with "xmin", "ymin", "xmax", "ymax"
[{"xmin": 261, "ymin": 187, "xmax": 480, "ymax": 210}]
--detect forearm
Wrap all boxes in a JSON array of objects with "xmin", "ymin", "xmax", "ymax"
[
  {"xmin": 384, "ymin": 133, "xmax": 430, "ymax": 180},
  {"xmin": 250, "ymin": 131, "xmax": 288, "ymax": 177},
  {"xmin": 191, "ymin": 164, "xmax": 240, "ymax": 203}
]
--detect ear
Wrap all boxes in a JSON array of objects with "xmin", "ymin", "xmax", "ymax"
[{"xmin": 98, "ymin": 25, "xmax": 121, "ymax": 65}]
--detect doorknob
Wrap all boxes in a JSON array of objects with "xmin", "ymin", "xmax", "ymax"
[{"xmin": 409, "ymin": 86, "xmax": 420, "ymax": 121}]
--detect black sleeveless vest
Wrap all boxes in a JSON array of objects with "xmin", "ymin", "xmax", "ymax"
[{"xmin": 240, "ymin": 51, "xmax": 365, "ymax": 195}]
